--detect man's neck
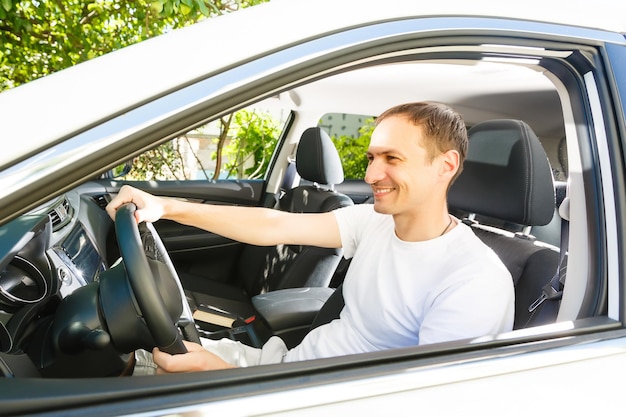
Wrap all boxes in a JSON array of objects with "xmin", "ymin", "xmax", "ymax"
[{"xmin": 393, "ymin": 208, "xmax": 453, "ymax": 242}]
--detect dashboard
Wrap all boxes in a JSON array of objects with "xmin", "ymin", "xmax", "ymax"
[
  {"xmin": 0, "ymin": 182, "xmax": 114, "ymax": 359},
  {"xmin": 51, "ymin": 223, "xmax": 106, "ymax": 293}
]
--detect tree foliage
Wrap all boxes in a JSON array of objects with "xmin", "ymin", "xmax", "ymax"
[
  {"xmin": 0, "ymin": 0, "xmax": 266, "ymax": 91},
  {"xmin": 331, "ymin": 118, "xmax": 375, "ymax": 179},
  {"xmin": 222, "ymin": 110, "xmax": 280, "ymax": 180},
  {"xmin": 125, "ymin": 108, "xmax": 280, "ymax": 181},
  {"xmin": 129, "ymin": 138, "xmax": 186, "ymax": 181}
]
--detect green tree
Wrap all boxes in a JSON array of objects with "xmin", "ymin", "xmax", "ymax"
[
  {"xmin": 125, "ymin": 108, "xmax": 281, "ymax": 181},
  {"xmin": 129, "ymin": 138, "xmax": 186, "ymax": 180},
  {"xmin": 331, "ymin": 118, "xmax": 375, "ymax": 179},
  {"xmin": 0, "ymin": 0, "xmax": 266, "ymax": 91},
  {"xmin": 222, "ymin": 109, "xmax": 280, "ymax": 179}
]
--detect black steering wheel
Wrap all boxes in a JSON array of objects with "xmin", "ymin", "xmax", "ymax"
[{"xmin": 113, "ymin": 203, "xmax": 200, "ymax": 354}]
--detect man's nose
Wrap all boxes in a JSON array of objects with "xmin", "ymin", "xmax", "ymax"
[{"xmin": 364, "ymin": 159, "xmax": 384, "ymax": 184}]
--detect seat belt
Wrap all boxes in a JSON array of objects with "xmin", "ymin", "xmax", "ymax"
[
  {"xmin": 526, "ymin": 196, "xmax": 570, "ymax": 327},
  {"xmin": 279, "ymin": 157, "xmax": 298, "ymax": 199}
]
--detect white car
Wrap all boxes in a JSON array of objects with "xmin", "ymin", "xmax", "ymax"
[{"xmin": 1, "ymin": 0, "xmax": 626, "ymax": 415}]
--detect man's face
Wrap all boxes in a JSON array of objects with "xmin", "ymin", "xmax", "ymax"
[{"xmin": 365, "ymin": 115, "xmax": 446, "ymax": 219}]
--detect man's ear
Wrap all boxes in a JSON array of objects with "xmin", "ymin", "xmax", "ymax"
[{"xmin": 440, "ymin": 149, "xmax": 460, "ymax": 179}]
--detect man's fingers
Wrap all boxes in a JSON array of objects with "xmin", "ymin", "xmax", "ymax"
[{"xmin": 152, "ymin": 343, "xmax": 234, "ymax": 373}]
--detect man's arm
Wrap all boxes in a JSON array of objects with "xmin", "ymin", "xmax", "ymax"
[{"xmin": 106, "ymin": 185, "xmax": 342, "ymax": 248}]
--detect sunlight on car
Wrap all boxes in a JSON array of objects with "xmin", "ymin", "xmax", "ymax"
[{"xmin": 1, "ymin": 0, "xmax": 625, "ymax": 415}]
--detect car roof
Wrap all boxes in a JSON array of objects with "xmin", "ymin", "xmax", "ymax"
[{"xmin": 0, "ymin": 0, "xmax": 624, "ymax": 169}]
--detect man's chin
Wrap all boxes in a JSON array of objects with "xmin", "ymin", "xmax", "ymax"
[{"xmin": 372, "ymin": 201, "xmax": 392, "ymax": 214}]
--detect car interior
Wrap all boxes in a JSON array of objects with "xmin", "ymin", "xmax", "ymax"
[
  {"xmin": 0, "ymin": 43, "xmax": 606, "ymax": 382},
  {"xmin": 180, "ymin": 126, "xmax": 354, "ymax": 346}
]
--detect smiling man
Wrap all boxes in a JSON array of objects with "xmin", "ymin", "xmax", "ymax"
[{"xmin": 107, "ymin": 101, "xmax": 514, "ymax": 373}]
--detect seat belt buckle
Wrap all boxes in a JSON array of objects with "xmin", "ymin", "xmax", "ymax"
[
  {"xmin": 528, "ymin": 293, "xmax": 547, "ymax": 313},
  {"xmin": 528, "ymin": 282, "xmax": 563, "ymax": 313}
]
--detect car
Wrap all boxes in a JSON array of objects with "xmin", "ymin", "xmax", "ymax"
[{"xmin": 2, "ymin": 0, "xmax": 626, "ymax": 414}]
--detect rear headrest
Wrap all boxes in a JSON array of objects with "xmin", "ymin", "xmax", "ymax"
[
  {"xmin": 296, "ymin": 127, "xmax": 344, "ymax": 185},
  {"xmin": 448, "ymin": 119, "xmax": 555, "ymax": 226}
]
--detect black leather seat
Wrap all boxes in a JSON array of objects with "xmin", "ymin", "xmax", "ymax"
[
  {"xmin": 448, "ymin": 119, "xmax": 560, "ymax": 329},
  {"xmin": 184, "ymin": 127, "xmax": 353, "ymax": 328}
]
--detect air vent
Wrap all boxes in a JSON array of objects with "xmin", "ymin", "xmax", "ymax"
[
  {"xmin": 92, "ymin": 194, "xmax": 110, "ymax": 210},
  {"xmin": 48, "ymin": 197, "xmax": 73, "ymax": 231}
]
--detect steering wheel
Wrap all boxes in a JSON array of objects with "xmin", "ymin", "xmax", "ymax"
[{"xmin": 113, "ymin": 203, "xmax": 200, "ymax": 354}]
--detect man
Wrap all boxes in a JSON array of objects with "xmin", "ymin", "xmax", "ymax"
[{"xmin": 107, "ymin": 101, "xmax": 514, "ymax": 374}]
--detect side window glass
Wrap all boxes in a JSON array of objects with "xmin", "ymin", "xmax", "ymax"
[
  {"xmin": 123, "ymin": 106, "xmax": 289, "ymax": 181},
  {"xmin": 318, "ymin": 113, "xmax": 375, "ymax": 180}
]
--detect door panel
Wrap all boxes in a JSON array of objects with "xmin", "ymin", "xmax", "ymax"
[
  {"xmin": 124, "ymin": 179, "xmax": 268, "ymax": 205},
  {"xmin": 99, "ymin": 179, "xmax": 270, "ymax": 288}
]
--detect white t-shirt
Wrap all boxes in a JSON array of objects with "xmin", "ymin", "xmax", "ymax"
[{"xmin": 284, "ymin": 204, "xmax": 514, "ymax": 362}]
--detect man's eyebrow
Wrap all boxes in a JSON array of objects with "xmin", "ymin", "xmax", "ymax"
[{"xmin": 367, "ymin": 148, "xmax": 403, "ymax": 157}]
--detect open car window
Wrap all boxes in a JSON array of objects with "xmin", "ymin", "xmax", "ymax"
[{"xmin": 122, "ymin": 106, "xmax": 291, "ymax": 182}]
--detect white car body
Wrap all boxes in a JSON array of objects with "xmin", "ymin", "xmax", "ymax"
[{"xmin": 1, "ymin": 0, "xmax": 626, "ymax": 415}]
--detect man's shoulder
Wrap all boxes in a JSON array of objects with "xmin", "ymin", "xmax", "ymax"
[
  {"xmin": 335, "ymin": 203, "xmax": 374, "ymax": 215},
  {"xmin": 334, "ymin": 203, "xmax": 386, "ymax": 224},
  {"xmin": 453, "ymin": 224, "xmax": 512, "ymax": 278}
]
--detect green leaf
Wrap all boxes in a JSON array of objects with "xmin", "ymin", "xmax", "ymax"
[
  {"xmin": 180, "ymin": 4, "xmax": 191, "ymax": 15},
  {"xmin": 150, "ymin": 1, "xmax": 164, "ymax": 14},
  {"xmin": 196, "ymin": 0, "xmax": 210, "ymax": 16},
  {"xmin": 1, "ymin": 0, "xmax": 12, "ymax": 12},
  {"xmin": 164, "ymin": 1, "xmax": 173, "ymax": 16}
]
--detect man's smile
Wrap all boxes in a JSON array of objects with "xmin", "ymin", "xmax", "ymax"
[{"xmin": 372, "ymin": 186, "xmax": 395, "ymax": 196}]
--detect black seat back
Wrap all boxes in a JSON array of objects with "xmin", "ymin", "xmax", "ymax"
[
  {"xmin": 449, "ymin": 119, "xmax": 560, "ymax": 329},
  {"xmin": 237, "ymin": 127, "xmax": 353, "ymax": 296}
]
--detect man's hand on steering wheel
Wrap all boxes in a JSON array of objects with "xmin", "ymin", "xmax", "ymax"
[
  {"xmin": 106, "ymin": 185, "xmax": 166, "ymax": 224},
  {"xmin": 153, "ymin": 341, "xmax": 235, "ymax": 374},
  {"xmin": 111, "ymin": 197, "xmax": 200, "ymax": 354}
]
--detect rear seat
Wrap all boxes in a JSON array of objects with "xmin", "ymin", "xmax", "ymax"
[{"xmin": 448, "ymin": 119, "xmax": 561, "ymax": 329}]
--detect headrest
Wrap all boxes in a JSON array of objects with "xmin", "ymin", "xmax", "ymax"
[
  {"xmin": 448, "ymin": 119, "xmax": 555, "ymax": 226},
  {"xmin": 296, "ymin": 127, "xmax": 344, "ymax": 185}
]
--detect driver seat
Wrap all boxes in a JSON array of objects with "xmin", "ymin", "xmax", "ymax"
[{"xmin": 183, "ymin": 127, "xmax": 353, "ymax": 332}]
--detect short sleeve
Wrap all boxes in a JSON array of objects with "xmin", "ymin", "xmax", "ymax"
[{"xmin": 332, "ymin": 204, "xmax": 375, "ymax": 259}]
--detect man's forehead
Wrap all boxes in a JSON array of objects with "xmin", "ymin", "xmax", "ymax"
[{"xmin": 369, "ymin": 117, "xmax": 426, "ymax": 150}]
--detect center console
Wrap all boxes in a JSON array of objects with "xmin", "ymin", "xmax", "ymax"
[{"xmin": 187, "ymin": 287, "xmax": 334, "ymax": 349}]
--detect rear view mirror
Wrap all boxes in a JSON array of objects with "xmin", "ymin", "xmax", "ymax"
[{"xmin": 102, "ymin": 160, "xmax": 133, "ymax": 179}]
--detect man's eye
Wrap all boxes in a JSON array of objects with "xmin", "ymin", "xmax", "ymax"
[{"xmin": 386, "ymin": 155, "xmax": 397, "ymax": 161}]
